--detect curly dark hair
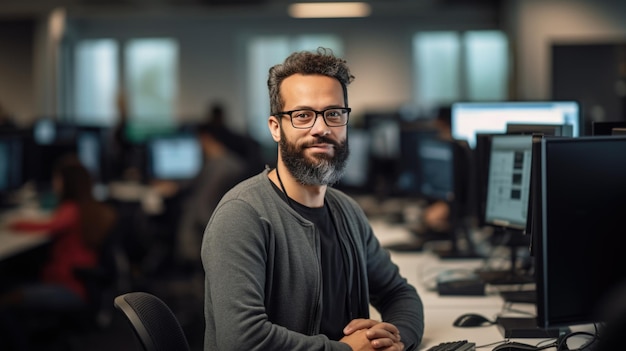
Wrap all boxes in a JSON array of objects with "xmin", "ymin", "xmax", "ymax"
[{"xmin": 267, "ymin": 47, "xmax": 355, "ymax": 116}]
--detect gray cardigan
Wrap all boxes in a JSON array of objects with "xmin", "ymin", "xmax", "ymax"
[{"xmin": 201, "ymin": 169, "xmax": 424, "ymax": 351}]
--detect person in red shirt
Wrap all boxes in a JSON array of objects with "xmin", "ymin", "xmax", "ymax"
[
  {"xmin": 0, "ymin": 154, "xmax": 117, "ymax": 350},
  {"xmin": 1, "ymin": 154, "xmax": 116, "ymax": 312}
]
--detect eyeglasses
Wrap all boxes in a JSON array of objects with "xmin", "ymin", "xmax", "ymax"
[{"xmin": 274, "ymin": 107, "xmax": 351, "ymax": 129}]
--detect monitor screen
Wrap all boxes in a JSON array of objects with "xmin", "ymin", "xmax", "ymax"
[
  {"xmin": 336, "ymin": 128, "xmax": 371, "ymax": 192},
  {"xmin": 484, "ymin": 134, "xmax": 533, "ymax": 230},
  {"xmin": 146, "ymin": 133, "xmax": 202, "ymax": 181},
  {"xmin": 451, "ymin": 101, "xmax": 580, "ymax": 149},
  {"xmin": 536, "ymin": 136, "xmax": 626, "ymax": 328},
  {"xmin": 33, "ymin": 118, "xmax": 57, "ymax": 145},
  {"xmin": 32, "ymin": 118, "xmax": 77, "ymax": 145},
  {"xmin": 364, "ymin": 113, "xmax": 401, "ymax": 160},
  {"xmin": 0, "ymin": 133, "xmax": 24, "ymax": 194},
  {"xmin": 77, "ymin": 127, "xmax": 107, "ymax": 183},
  {"xmin": 418, "ymin": 138, "xmax": 455, "ymax": 202},
  {"xmin": 395, "ymin": 128, "xmax": 439, "ymax": 196},
  {"xmin": 472, "ymin": 133, "xmax": 501, "ymax": 228}
]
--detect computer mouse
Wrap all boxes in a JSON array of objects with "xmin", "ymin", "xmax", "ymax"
[
  {"xmin": 452, "ymin": 313, "xmax": 494, "ymax": 327},
  {"xmin": 491, "ymin": 341, "xmax": 539, "ymax": 351}
]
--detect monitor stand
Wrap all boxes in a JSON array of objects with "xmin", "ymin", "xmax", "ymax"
[
  {"xmin": 436, "ymin": 221, "xmax": 482, "ymax": 260},
  {"xmin": 476, "ymin": 229, "xmax": 533, "ymax": 284},
  {"xmin": 495, "ymin": 316, "xmax": 566, "ymax": 339}
]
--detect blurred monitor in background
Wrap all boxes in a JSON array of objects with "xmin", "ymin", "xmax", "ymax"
[
  {"xmin": 334, "ymin": 128, "xmax": 371, "ymax": 194},
  {"xmin": 0, "ymin": 130, "xmax": 26, "ymax": 206},
  {"xmin": 145, "ymin": 132, "xmax": 203, "ymax": 181},
  {"xmin": 451, "ymin": 101, "xmax": 580, "ymax": 148}
]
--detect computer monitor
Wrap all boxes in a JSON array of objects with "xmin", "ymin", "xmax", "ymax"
[
  {"xmin": 590, "ymin": 120, "xmax": 626, "ymax": 136},
  {"xmin": 364, "ymin": 112, "xmax": 401, "ymax": 160},
  {"xmin": 76, "ymin": 126, "xmax": 110, "ymax": 184},
  {"xmin": 417, "ymin": 138, "xmax": 455, "ymax": 202},
  {"xmin": 395, "ymin": 128, "xmax": 439, "ymax": 197},
  {"xmin": 472, "ymin": 133, "xmax": 501, "ymax": 228},
  {"xmin": 335, "ymin": 128, "xmax": 371, "ymax": 194},
  {"xmin": 32, "ymin": 118, "xmax": 57, "ymax": 145},
  {"xmin": 32, "ymin": 118, "xmax": 78, "ymax": 145},
  {"xmin": 363, "ymin": 112, "xmax": 402, "ymax": 197},
  {"xmin": 506, "ymin": 123, "xmax": 573, "ymax": 137},
  {"xmin": 475, "ymin": 134, "xmax": 537, "ymax": 289},
  {"xmin": 145, "ymin": 133, "xmax": 203, "ymax": 181},
  {"xmin": 417, "ymin": 137, "xmax": 479, "ymax": 259},
  {"xmin": 535, "ymin": 136, "xmax": 626, "ymax": 329},
  {"xmin": 484, "ymin": 134, "xmax": 534, "ymax": 230},
  {"xmin": 451, "ymin": 101, "xmax": 580, "ymax": 149},
  {"xmin": 28, "ymin": 119, "xmax": 80, "ymax": 188},
  {"xmin": 0, "ymin": 132, "xmax": 25, "ymax": 198}
]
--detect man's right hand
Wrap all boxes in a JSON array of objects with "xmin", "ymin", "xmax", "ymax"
[{"xmin": 340, "ymin": 321, "xmax": 404, "ymax": 351}]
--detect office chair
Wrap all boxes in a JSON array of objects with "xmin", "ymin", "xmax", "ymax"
[{"xmin": 114, "ymin": 292, "xmax": 190, "ymax": 351}]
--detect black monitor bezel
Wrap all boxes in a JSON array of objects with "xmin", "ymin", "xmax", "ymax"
[
  {"xmin": 535, "ymin": 135, "xmax": 626, "ymax": 329},
  {"xmin": 590, "ymin": 120, "xmax": 626, "ymax": 136},
  {"xmin": 0, "ymin": 129, "xmax": 28, "ymax": 195}
]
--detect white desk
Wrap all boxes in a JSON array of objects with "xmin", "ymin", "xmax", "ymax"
[
  {"xmin": 0, "ymin": 208, "xmax": 51, "ymax": 261},
  {"xmin": 371, "ymin": 219, "xmax": 595, "ymax": 351},
  {"xmin": 0, "ymin": 230, "xmax": 49, "ymax": 260}
]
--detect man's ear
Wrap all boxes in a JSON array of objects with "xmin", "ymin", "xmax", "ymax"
[{"xmin": 268, "ymin": 116, "xmax": 281, "ymax": 142}]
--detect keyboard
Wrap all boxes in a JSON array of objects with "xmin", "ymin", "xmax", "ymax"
[{"xmin": 425, "ymin": 340, "xmax": 476, "ymax": 351}]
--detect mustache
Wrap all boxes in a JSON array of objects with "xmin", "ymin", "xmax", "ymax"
[{"xmin": 301, "ymin": 136, "xmax": 340, "ymax": 148}]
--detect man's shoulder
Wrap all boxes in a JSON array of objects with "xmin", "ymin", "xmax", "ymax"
[{"xmin": 221, "ymin": 170, "xmax": 273, "ymax": 203}]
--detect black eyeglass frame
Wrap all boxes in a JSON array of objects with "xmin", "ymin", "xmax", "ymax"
[{"xmin": 273, "ymin": 107, "xmax": 352, "ymax": 129}]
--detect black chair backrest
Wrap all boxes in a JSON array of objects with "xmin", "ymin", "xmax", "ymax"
[{"xmin": 114, "ymin": 292, "xmax": 190, "ymax": 351}]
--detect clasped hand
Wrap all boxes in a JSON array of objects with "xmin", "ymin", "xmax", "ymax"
[{"xmin": 340, "ymin": 319, "xmax": 404, "ymax": 351}]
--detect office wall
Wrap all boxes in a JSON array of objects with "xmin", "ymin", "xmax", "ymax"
[
  {"xmin": 3, "ymin": 0, "xmax": 626, "ymax": 132},
  {"xmin": 0, "ymin": 19, "xmax": 35, "ymax": 125},
  {"xmin": 508, "ymin": 0, "xmax": 626, "ymax": 100},
  {"xmin": 63, "ymin": 11, "xmax": 494, "ymax": 134}
]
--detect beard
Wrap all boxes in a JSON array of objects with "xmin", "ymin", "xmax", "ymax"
[{"xmin": 279, "ymin": 128, "xmax": 350, "ymax": 186}]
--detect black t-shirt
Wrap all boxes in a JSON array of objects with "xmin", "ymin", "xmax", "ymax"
[{"xmin": 270, "ymin": 181, "xmax": 350, "ymax": 340}]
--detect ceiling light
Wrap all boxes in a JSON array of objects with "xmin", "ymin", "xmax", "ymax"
[{"xmin": 288, "ymin": 2, "xmax": 371, "ymax": 18}]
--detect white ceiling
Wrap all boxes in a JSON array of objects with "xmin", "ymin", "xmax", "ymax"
[{"xmin": 0, "ymin": 0, "xmax": 500, "ymax": 20}]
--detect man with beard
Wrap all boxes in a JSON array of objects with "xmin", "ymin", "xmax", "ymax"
[{"xmin": 201, "ymin": 47, "xmax": 424, "ymax": 351}]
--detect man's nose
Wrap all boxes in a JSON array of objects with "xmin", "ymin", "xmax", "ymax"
[{"xmin": 310, "ymin": 113, "xmax": 330, "ymax": 135}]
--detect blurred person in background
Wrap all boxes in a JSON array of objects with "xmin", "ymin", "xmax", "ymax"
[
  {"xmin": 421, "ymin": 105, "xmax": 455, "ymax": 234},
  {"xmin": 0, "ymin": 154, "xmax": 117, "ymax": 350},
  {"xmin": 175, "ymin": 122, "xmax": 248, "ymax": 269},
  {"xmin": 204, "ymin": 101, "xmax": 266, "ymax": 178}
]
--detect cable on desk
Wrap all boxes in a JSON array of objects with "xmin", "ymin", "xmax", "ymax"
[
  {"xmin": 475, "ymin": 340, "xmax": 509, "ymax": 349},
  {"xmin": 419, "ymin": 265, "xmax": 477, "ymax": 292},
  {"xmin": 555, "ymin": 324, "xmax": 600, "ymax": 351},
  {"xmin": 501, "ymin": 301, "xmax": 536, "ymax": 317},
  {"xmin": 477, "ymin": 340, "xmax": 558, "ymax": 350},
  {"xmin": 536, "ymin": 338, "xmax": 559, "ymax": 349}
]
